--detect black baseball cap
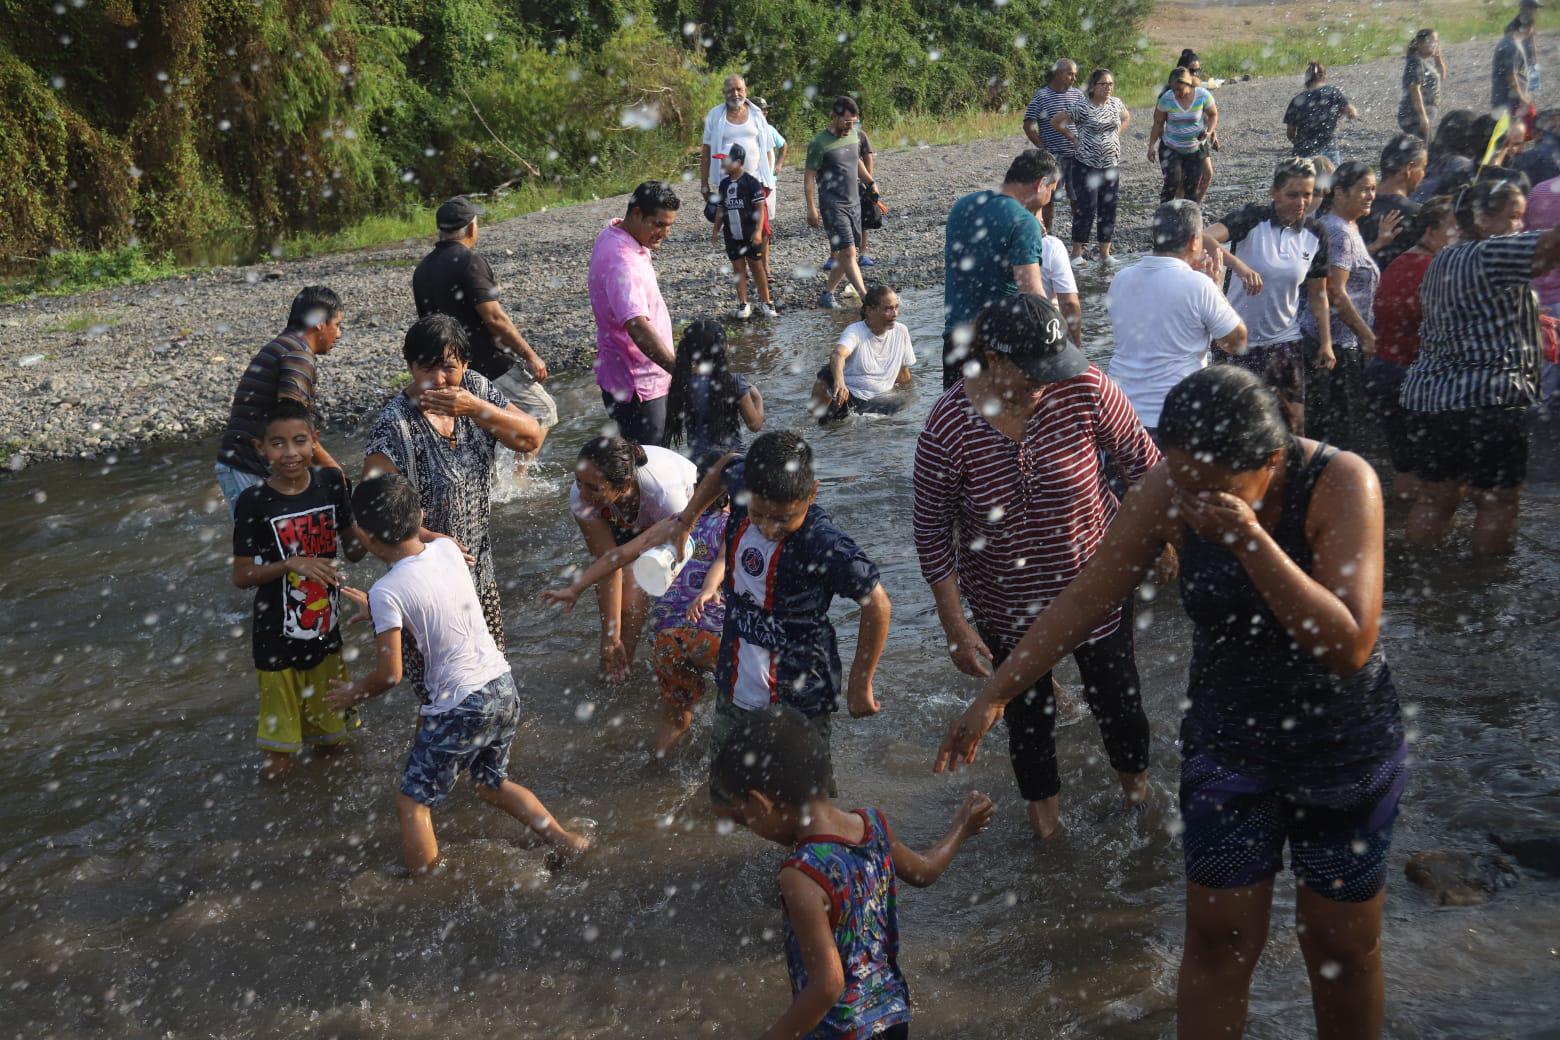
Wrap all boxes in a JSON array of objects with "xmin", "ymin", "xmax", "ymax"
[
  {"xmin": 724, "ymin": 143, "xmax": 747, "ymax": 165},
  {"xmin": 1521, "ymin": 0, "xmax": 1542, "ymax": 9},
  {"xmin": 973, "ymin": 293, "xmax": 1087, "ymax": 383},
  {"xmin": 435, "ymin": 195, "xmax": 485, "ymax": 232}
]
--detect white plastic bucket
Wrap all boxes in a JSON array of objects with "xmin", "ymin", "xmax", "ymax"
[{"xmin": 631, "ymin": 537, "xmax": 694, "ymax": 598}]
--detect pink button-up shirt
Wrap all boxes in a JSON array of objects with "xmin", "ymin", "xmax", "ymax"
[{"xmin": 588, "ymin": 219, "xmax": 673, "ymax": 402}]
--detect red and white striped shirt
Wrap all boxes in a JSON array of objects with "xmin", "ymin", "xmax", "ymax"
[{"xmin": 912, "ymin": 367, "xmax": 1160, "ymax": 647}]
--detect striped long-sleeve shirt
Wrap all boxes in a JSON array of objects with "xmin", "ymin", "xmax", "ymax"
[
  {"xmin": 912, "ymin": 368, "xmax": 1161, "ymax": 648},
  {"xmin": 217, "ymin": 331, "xmax": 319, "ymax": 477}
]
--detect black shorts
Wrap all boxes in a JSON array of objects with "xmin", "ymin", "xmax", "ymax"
[
  {"xmin": 724, "ymin": 237, "xmax": 764, "ymax": 263},
  {"xmin": 813, "ymin": 365, "xmax": 911, "ymax": 422},
  {"xmin": 1362, "ymin": 358, "xmax": 1423, "ymax": 474},
  {"xmin": 1410, "ymin": 405, "xmax": 1529, "ymax": 490}
]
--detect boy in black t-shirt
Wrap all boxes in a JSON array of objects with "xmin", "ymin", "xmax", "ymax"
[
  {"xmin": 711, "ymin": 144, "xmax": 776, "ymax": 320},
  {"xmin": 231, "ymin": 400, "xmax": 367, "ymax": 779}
]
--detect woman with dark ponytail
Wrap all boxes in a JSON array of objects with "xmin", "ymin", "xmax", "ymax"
[
  {"xmin": 566, "ymin": 434, "xmax": 698, "ymax": 679},
  {"xmin": 1300, "ymin": 160, "xmax": 1381, "ymax": 447},
  {"xmin": 1283, "ymin": 60, "xmax": 1358, "ymax": 165},
  {"xmin": 939, "ymin": 364, "xmax": 1405, "ymax": 1040}
]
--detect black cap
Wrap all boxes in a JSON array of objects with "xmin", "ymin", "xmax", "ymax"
[
  {"xmin": 435, "ymin": 195, "xmax": 484, "ymax": 232},
  {"xmin": 973, "ymin": 294, "xmax": 1087, "ymax": 383},
  {"xmin": 724, "ymin": 143, "xmax": 746, "ymax": 165},
  {"xmin": 1521, "ymin": 0, "xmax": 1542, "ymax": 8}
]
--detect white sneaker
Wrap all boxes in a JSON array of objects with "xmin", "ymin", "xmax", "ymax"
[
  {"xmin": 838, "ymin": 283, "xmax": 860, "ymax": 299},
  {"xmin": 1070, "ymin": 253, "xmax": 1090, "ymax": 268},
  {"xmin": 734, "ymin": 302, "xmax": 752, "ymax": 320},
  {"xmin": 760, "ymin": 303, "xmax": 779, "ymax": 319}
]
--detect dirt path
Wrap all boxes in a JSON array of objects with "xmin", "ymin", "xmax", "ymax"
[{"xmin": 0, "ymin": 34, "xmax": 1541, "ymax": 467}]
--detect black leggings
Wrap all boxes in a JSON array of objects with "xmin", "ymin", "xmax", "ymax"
[
  {"xmin": 1159, "ymin": 146, "xmax": 1202, "ymax": 202},
  {"xmin": 1070, "ymin": 162, "xmax": 1119, "ymax": 245},
  {"xmin": 982, "ymin": 604, "xmax": 1150, "ymax": 802}
]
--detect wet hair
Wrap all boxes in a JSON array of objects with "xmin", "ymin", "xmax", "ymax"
[
  {"xmin": 831, "ymin": 95, "xmax": 860, "ymax": 117},
  {"xmin": 286, "ymin": 286, "xmax": 341, "ymax": 331},
  {"xmin": 744, "ymin": 431, "xmax": 814, "ymax": 504},
  {"xmin": 352, "ymin": 474, "xmax": 422, "ymax": 543},
  {"xmin": 1454, "ymin": 178, "xmax": 1525, "ymax": 238},
  {"xmin": 1086, "ymin": 67, "xmax": 1114, "ymax": 95},
  {"xmin": 577, "ymin": 435, "xmax": 647, "ymax": 489},
  {"xmin": 1395, "ymin": 194, "xmax": 1456, "ymax": 254},
  {"xmin": 402, "ymin": 313, "xmax": 470, "ymax": 369},
  {"xmin": 1151, "ymin": 198, "xmax": 1203, "ymax": 254},
  {"xmin": 1379, "ymin": 133, "xmax": 1428, "ymax": 177},
  {"xmin": 1004, "ymin": 148, "xmax": 1060, "ymax": 186},
  {"xmin": 1272, "ymin": 156, "xmax": 1317, "ymax": 191},
  {"xmin": 627, "ymin": 180, "xmax": 681, "ymax": 220},
  {"xmin": 666, "ymin": 319, "xmax": 743, "ymax": 453},
  {"xmin": 1318, "ymin": 160, "xmax": 1372, "ymax": 215},
  {"xmin": 1428, "ymin": 110, "xmax": 1479, "ymax": 164},
  {"xmin": 710, "ymin": 705, "xmax": 831, "ymax": 808},
  {"xmin": 1304, "ymin": 61, "xmax": 1327, "ymax": 87},
  {"xmin": 1159, "ymin": 367, "xmax": 1289, "ymax": 472},
  {"xmin": 1407, "ymin": 28, "xmax": 1436, "ymax": 56},
  {"xmin": 262, "ymin": 397, "xmax": 314, "ymax": 432},
  {"xmin": 861, "ymin": 283, "xmax": 896, "ymax": 317}
]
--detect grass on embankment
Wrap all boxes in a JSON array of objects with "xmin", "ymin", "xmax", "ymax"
[{"xmin": 1, "ymin": 0, "xmax": 1512, "ymax": 303}]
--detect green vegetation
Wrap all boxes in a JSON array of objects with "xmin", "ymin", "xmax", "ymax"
[
  {"xmin": 0, "ymin": 0, "xmax": 1513, "ymax": 292},
  {"xmin": 46, "ymin": 310, "xmax": 122, "ymax": 334}
]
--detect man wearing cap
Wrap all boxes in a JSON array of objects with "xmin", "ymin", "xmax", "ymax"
[
  {"xmin": 913, "ymin": 292, "xmax": 1160, "ymax": 841},
  {"xmin": 412, "ymin": 196, "xmax": 557, "ymax": 462},
  {"xmin": 588, "ymin": 181, "xmax": 681, "ymax": 445},
  {"xmin": 1107, "ymin": 200, "xmax": 1246, "ymax": 437},
  {"xmin": 1493, "ymin": 15, "xmax": 1537, "ymax": 118}
]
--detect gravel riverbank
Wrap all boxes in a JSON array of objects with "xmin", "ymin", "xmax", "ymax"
[{"xmin": 0, "ymin": 35, "xmax": 1540, "ymax": 467}]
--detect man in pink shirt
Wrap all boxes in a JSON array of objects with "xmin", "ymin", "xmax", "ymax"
[{"xmin": 588, "ymin": 181, "xmax": 681, "ymax": 445}]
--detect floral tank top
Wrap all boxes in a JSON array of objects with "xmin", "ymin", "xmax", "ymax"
[{"xmin": 782, "ymin": 808, "xmax": 911, "ymax": 1039}]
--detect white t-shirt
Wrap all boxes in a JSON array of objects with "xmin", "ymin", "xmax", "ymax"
[
  {"xmin": 1040, "ymin": 234, "xmax": 1078, "ymax": 300},
  {"xmin": 701, "ymin": 102, "xmax": 775, "ymax": 189},
  {"xmin": 369, "ymin": 538, "xmax": 509, "ymax": 715},
  {"xmin": 837, "ymin": 320, "xmax": 916, "ymax": 399},
  {"xmin": 570, "ymin": 444, "xmax": 698, "ymax": 534},
  {"xmin": 1106, "ymin": 255, "xmax": 1243, "ymax": 427},
  {"xmin": 1220, "ymin": 205, "xmax": 1329, "ymax": 346},
  {"xmin": 731, "ymin": 522, "xmax": 781, "ymax": 710}
]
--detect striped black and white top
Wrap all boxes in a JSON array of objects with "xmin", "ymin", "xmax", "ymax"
[{"xmin": 1400, "ymin": 231, "xmax": 1543, "ymax": 413}]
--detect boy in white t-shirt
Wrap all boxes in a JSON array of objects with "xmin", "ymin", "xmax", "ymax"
[
  {"xmin": 809, "ymin": 285, "xmax": 917, "ymax": 421},
  {"xmin": 328, "ymin": 474, "xmax": 590, "ymax": 873}
]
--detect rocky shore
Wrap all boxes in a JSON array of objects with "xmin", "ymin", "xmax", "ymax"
[{"xmin": 0, "ymin": 35, "xmax": 1534, "ymax": 468}]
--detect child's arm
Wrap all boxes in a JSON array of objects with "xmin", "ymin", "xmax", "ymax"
[
  {"xmin": 884, "ymin": 791, "xmax": 995, "ymax": 888},
  {"xmin": 686, "ymin": 537, "xmax": 729, "ymax": 624},
  {"xmin": 232, "ymin": 553, "xmax": 338, "ymax": 590},
  {"xmin": 844, "ymin": 584, "xmax": 890, "ymax": 718},
  {"xmin": 759, "ymin": 869, "xmax": 845, "ymax": 1040},
  {"xmin": 671, "ymin": 451, "xmax": 740, "ymax": 554},
  {"xmin": 341, "ymin": 523, "xmax": 368, "ymax": 563},
  {"xmin": 326, "ymin": 623, "xmax": 403, "ymax": 710},
  {"xmin": 740, "ymin": 384, "xmax": 764, "ymax": 432},
  {"xmin": 712, "ymin": 208, "xmax": 726, "ymax": 244},
  {"xmin": 541, "ymin": 515, "xmax": 684, "ymax": 611}
]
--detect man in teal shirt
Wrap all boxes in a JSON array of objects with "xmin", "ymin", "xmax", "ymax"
[{"xmin": 942, "ymin": 150, "xmax": 1059, "ymax": 387}]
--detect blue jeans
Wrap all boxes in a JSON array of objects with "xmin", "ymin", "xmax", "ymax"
[
  {"xmin": 214, "ymin": 461, "xmax": 265, "ymax": 519},
  {"xmin": 400, "ymin": 672, "xmax": 520, "ymax": 806}
]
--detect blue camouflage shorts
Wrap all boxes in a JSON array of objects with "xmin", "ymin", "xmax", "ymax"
[{"xmin": 400, "ymin": 672, "xmax": 520, "ymax": 806}]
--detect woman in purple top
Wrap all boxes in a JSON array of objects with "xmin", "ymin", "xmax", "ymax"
[{"xmin": 1300, "ymin": 161, "xmax": 1381, "ymax": 449}]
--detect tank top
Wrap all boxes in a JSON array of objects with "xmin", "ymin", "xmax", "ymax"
[
  {"xmin": 782, "ymin": 808, "xmax": 912, "ymax": 1039},
  {"xmin": 1178, "ymin": 440, "xmax": 1403, "ymax": 783}
]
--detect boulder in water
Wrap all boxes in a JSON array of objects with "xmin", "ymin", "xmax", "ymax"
[
  {"xmin": 1405, "ymin": 850, "xmax": 1519, "ymax": 906},
  {"xmin": 1489, "ymin": 832, "xmax": 1560, "ymax": 877}
]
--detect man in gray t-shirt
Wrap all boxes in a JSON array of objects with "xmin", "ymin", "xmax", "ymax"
[
  {"xmin": 1492, "ymin": 19, "xmax": 1533, "ymax": 112},
  {"xmin": 805, "ymin": 96, "xmax": 875, "ymax": 309}
]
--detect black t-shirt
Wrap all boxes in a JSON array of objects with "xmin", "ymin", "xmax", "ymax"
[
  {"xmin": 718, "ymin": 172, "xmax": 767, "ymax": 242},
  {"xmin": 1283, "ymin": 86, "xmax": 1350, "ymax": 157},
  {"xmin": 412, "ymin": 240, "xmax": 509, "ymax": 380},
  {"xmin": 1358, "ymin": 192, "xmax": 1421, "ymax": 271},
  {"xmin": 233, "ymin": 468, "xmax": 355, "ymax": 672}
]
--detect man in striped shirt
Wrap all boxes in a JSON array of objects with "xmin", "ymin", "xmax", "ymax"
[
  {"xmin": 215, "ymin": 286, "xmax": 345, "ymax": 516},
  {"xmin": 913, "ymin": 293, "xmax": 1160, "ymax": 839},
  {"xmin": 1023, "ymin": 59, "xmax": 1085, "ymax": 235}
]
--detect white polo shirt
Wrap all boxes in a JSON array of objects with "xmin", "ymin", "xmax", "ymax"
[
  {"xmin": 1106, "ymin": 255, "xmax": 1242, "ymax": 428},
  {"xmin": 1219, "ymin": 204, "xmax": 1331, "ymax": 347}
]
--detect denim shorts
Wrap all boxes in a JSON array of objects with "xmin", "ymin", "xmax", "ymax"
[
  {"xmin": 214, "ymin": 461, "xmax": 266, "ymax": 519},
  {"xmin": 1180, "ymin": 743, "xmax": 1407, "ymax": 903},
  {"xmin": 400, "ymin": 672, "xmax": 520, "ymax": 806}
]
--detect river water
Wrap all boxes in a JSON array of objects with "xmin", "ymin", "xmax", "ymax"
[{"xmin": 4, "ymin": 281, "xmax": 1559, "ymax": 1038}]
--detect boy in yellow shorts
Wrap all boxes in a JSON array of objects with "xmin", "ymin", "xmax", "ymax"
[{"xmin": 231, "ymin": 399, "xmax": 366, "ymax": 778}]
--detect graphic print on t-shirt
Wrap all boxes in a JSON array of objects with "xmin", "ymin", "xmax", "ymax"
[
  {"xmin": 730, "ymin": 522, "xmax": 782, "ymax": 710},
  {"xmin": 270, "ymin": 505, "xmax": 340, "ymax": 641}
]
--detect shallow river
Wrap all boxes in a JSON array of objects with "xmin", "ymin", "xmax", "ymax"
[{"xmin": 4, "ymin": 281, "xmax": 1559, "ymax": 1038}]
